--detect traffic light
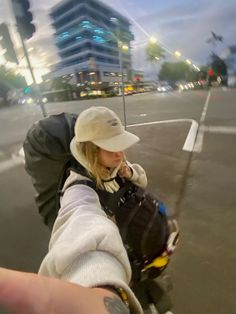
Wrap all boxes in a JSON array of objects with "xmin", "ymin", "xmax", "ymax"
[
  {"xmin": 208, "ymin": 68, "xmax": 214, "ymax": 77},
  {"xmin": 23, "ymin": 86, "xmax": 31, "ymax": 94},
  {"xmin": 11, "ymin": 0, "xmax": 36, "ymax": 40},
  {"xmin": 0, "ymin": 23, "xmax": 18, "ymax": 63}
]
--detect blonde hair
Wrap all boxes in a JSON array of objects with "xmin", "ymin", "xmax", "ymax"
[{"xmin": 79, "ymin": 141, "xmax": 110, "ymax": 188}]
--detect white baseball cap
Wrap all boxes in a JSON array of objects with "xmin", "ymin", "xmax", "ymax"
[{"xmin": 70, "ymin": 106, "xmax": 139, "ymax": 153}]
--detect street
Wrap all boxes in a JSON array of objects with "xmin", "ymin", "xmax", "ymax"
[{"xmin": 0, "ymin": 88, "xmax": 236, "ymax": 313}]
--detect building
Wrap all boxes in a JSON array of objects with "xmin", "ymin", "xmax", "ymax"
[
  {"xmin": 47, "ymin": 0, "xmax": 134, "ymax": 88},
  {"xmin": 222, "ymin": 45, "xmax": 236, "ymax": 86}
]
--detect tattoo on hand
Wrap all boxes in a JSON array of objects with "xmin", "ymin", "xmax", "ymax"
[{"xmin": 104, "ymin": 296, "xmax": 130, "ymax": 314}]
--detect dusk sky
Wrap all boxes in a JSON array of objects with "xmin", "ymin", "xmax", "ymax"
[{"xmin": 0, "ymin": 0, "xmax": 236, "ymax": 79}]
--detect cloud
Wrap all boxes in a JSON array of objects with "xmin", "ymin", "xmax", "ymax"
[{"xmin": 131, "ymin": 1, "xmax": 236, "ymax": 68}]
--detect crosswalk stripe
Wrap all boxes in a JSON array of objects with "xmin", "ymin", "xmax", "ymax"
[{"xmin": 203, "ymin": 126, "xmax": 236, "ymax": 134}]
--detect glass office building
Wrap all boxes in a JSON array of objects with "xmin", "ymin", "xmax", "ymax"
[{"xmin": 49, "ymin": 0, "xmax": 134, "ymax": 84}]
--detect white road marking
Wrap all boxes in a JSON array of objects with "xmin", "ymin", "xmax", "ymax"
[
  {"xmin": 0, "ymin": 147, "xmax": 25, "ymax": 174},
  {"xmin": 1, "ymin": 93, "xmax": 233, "ymax": 175},
  {"xmin": 18, "ymin": 147, "xmax": 25, "ymax": 158},
  {"xmin": 200, "ymin": 91, "xmax": 211, "ymax": 124},
  {"xmin": 182, "ymin": 120, "xmax": 199, "ymax": 152},
  {"xmin": 0, "ymin": 156, "xmax": 24, "ymax": 174},
  {"xmin": 193, "ymin": 91, "xmax": 211, "ymax": 152},
  {"xmin": 127, "ymin": 118, "xmax": 196, "ymax": 128},
  {"xmin": 203, "ymin": 125, "xmax": 236, "ymax": 134},
  {"xmin": 127, "ymin": 118, "xmax": 199, "ymax": 152}
]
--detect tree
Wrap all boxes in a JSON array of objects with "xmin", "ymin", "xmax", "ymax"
[
  {"xmin": 210, "ymin": 53, "xmax": 227, "ymax": 76},
  {"xmin": 159, "ymin": 62, "xmax": 198, "ymax": 82},
  {"xmin": 146, "ymin": 42, "xmax": 166, "ymax": 63},
  {"xmin": 0, "ymin": 65, "xmax": 26, "ymax": 105},
  {"xmin": 206, "ymin": 31, "xmax": 223, "ymax": 48},
  {"xmin": 205, "ymin": 53, "xmax": 228, "ymax": 86}
]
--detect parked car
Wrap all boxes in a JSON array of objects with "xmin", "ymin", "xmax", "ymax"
[{"xmin": 157, "ymin": 82, "xmax": 173, "ymax": 93}]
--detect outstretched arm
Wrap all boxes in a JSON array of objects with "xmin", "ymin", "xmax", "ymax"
[
  {"xmin": 0, "ymin": 267, "xmax": 130, "ymax": 314},
  {"xmin": 39, "ymin": 184, "xmax": 142, "ymax": 313}
]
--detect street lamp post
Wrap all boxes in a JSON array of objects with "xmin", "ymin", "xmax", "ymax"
[
  {"xmin": 110, "ymin": 17, "xmax": 128, "ymax": 129},
  {"xmin": 118, "ymin": 41, "xmax": 127, "ymax": 128}
]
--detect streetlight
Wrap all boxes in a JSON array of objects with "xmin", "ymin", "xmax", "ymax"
[
  {"xmin": 193, "ymin": 64, "xmax": 200, "ymax": 71},
  {"xmin": 117, "ymin": 41, "xmax": 129, "ymax": 129},
  {"xmin": 174, "ymin": 51, "xmax": 181, "ymax": 57},
  {"xmin": 149, "ymin": 36, "xmax": 157, "ymax": 44}
]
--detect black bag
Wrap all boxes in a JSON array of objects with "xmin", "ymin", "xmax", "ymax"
[
  {"xmin": 104, "ymin": 182, "xmax": 171, "ymax": 280},
  {"xmin": 24, "ymin": 113, "xmax": 81, "ymax": 228},
  {"xmin": 24, "ymin": 112, "xmax": 177, "ymax": 279}
]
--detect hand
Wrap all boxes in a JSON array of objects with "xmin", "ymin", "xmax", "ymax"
[
  {"xmin": 0, "ymin": 268, "xmax": 129, "ymax": 314},
  {"xmin": 118, "ymin": 162, "xmax": 132, "ymax": 179}
]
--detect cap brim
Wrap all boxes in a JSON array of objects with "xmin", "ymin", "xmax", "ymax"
[{"xmin": 92, "ymin": 130, "xmax": 139, "ymax": 152}]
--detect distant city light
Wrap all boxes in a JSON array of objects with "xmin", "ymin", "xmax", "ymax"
[{"xmin": 121, "ymin": 44, "xmax": 129, "ymax": 51}]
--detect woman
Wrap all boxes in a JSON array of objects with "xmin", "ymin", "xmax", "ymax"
[{"xmin": 38, "ymin": 106, "xmax": 147, "ymax": 313}]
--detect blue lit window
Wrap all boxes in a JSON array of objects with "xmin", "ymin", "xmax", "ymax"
[
  {"xmin": 62, "ymin": 31, "xmax": 70, "ymax": 38},
  {"xmin": 94, "ymin": 28, "xmax": 104, "ymax": 34},
  {"xmin": 81, "ymin": 20, "xmax": 92, "ymax": 29},
  {"xmin": 93, "ymin": 35, "xmax": 106, "ymax": 44}
]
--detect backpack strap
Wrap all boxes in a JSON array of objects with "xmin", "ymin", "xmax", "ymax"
[
  {"xmin": 66, "ymin": 162, "xmax": 137, "ymax": 216},
  {"xmin": 64, "ymin": 179, "xmax": 116, "ymax": 217},
  {"xmin": 66, "ymin": 179, "xmax": 96, "ymax": 190}
]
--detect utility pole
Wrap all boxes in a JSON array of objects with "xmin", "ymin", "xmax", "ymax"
[
  {"xmin": 11, "ymin": 0, "xmax": 46, "ymax": 117},
  {"xmin": 118, "ymin": 41, "xmax": 127, "ymax": 129},
  {"xmin": 110, "ymin": 17, "xmax": 127, "ymax": 129}
]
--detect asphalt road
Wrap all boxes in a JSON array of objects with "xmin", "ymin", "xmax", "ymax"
[{"xmin": 0, "ymin": 88, "xmax": 236, "ymax": 314}]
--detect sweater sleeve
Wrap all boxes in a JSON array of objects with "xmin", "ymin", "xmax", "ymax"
[
  {"xmin": 127, "ymin": 162, "xmax": 148, "ymax": 189},
  {"xmin": 38, "ymin": 184, "xmax": 143, "ymax": 314}
]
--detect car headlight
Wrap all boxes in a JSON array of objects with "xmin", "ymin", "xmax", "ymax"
[{"xmin": 27, "ymin": 98, "xmax": 33, "ymax": 104}]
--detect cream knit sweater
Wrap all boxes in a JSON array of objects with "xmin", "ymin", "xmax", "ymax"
[{"xmin": 39, "ymin": 172, "xmax": 146, "ymax": 313}]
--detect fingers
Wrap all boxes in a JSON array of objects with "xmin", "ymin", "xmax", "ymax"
[{"xmin": 119, "ymin": 163, "xmax": 132, "ymax": 179}]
